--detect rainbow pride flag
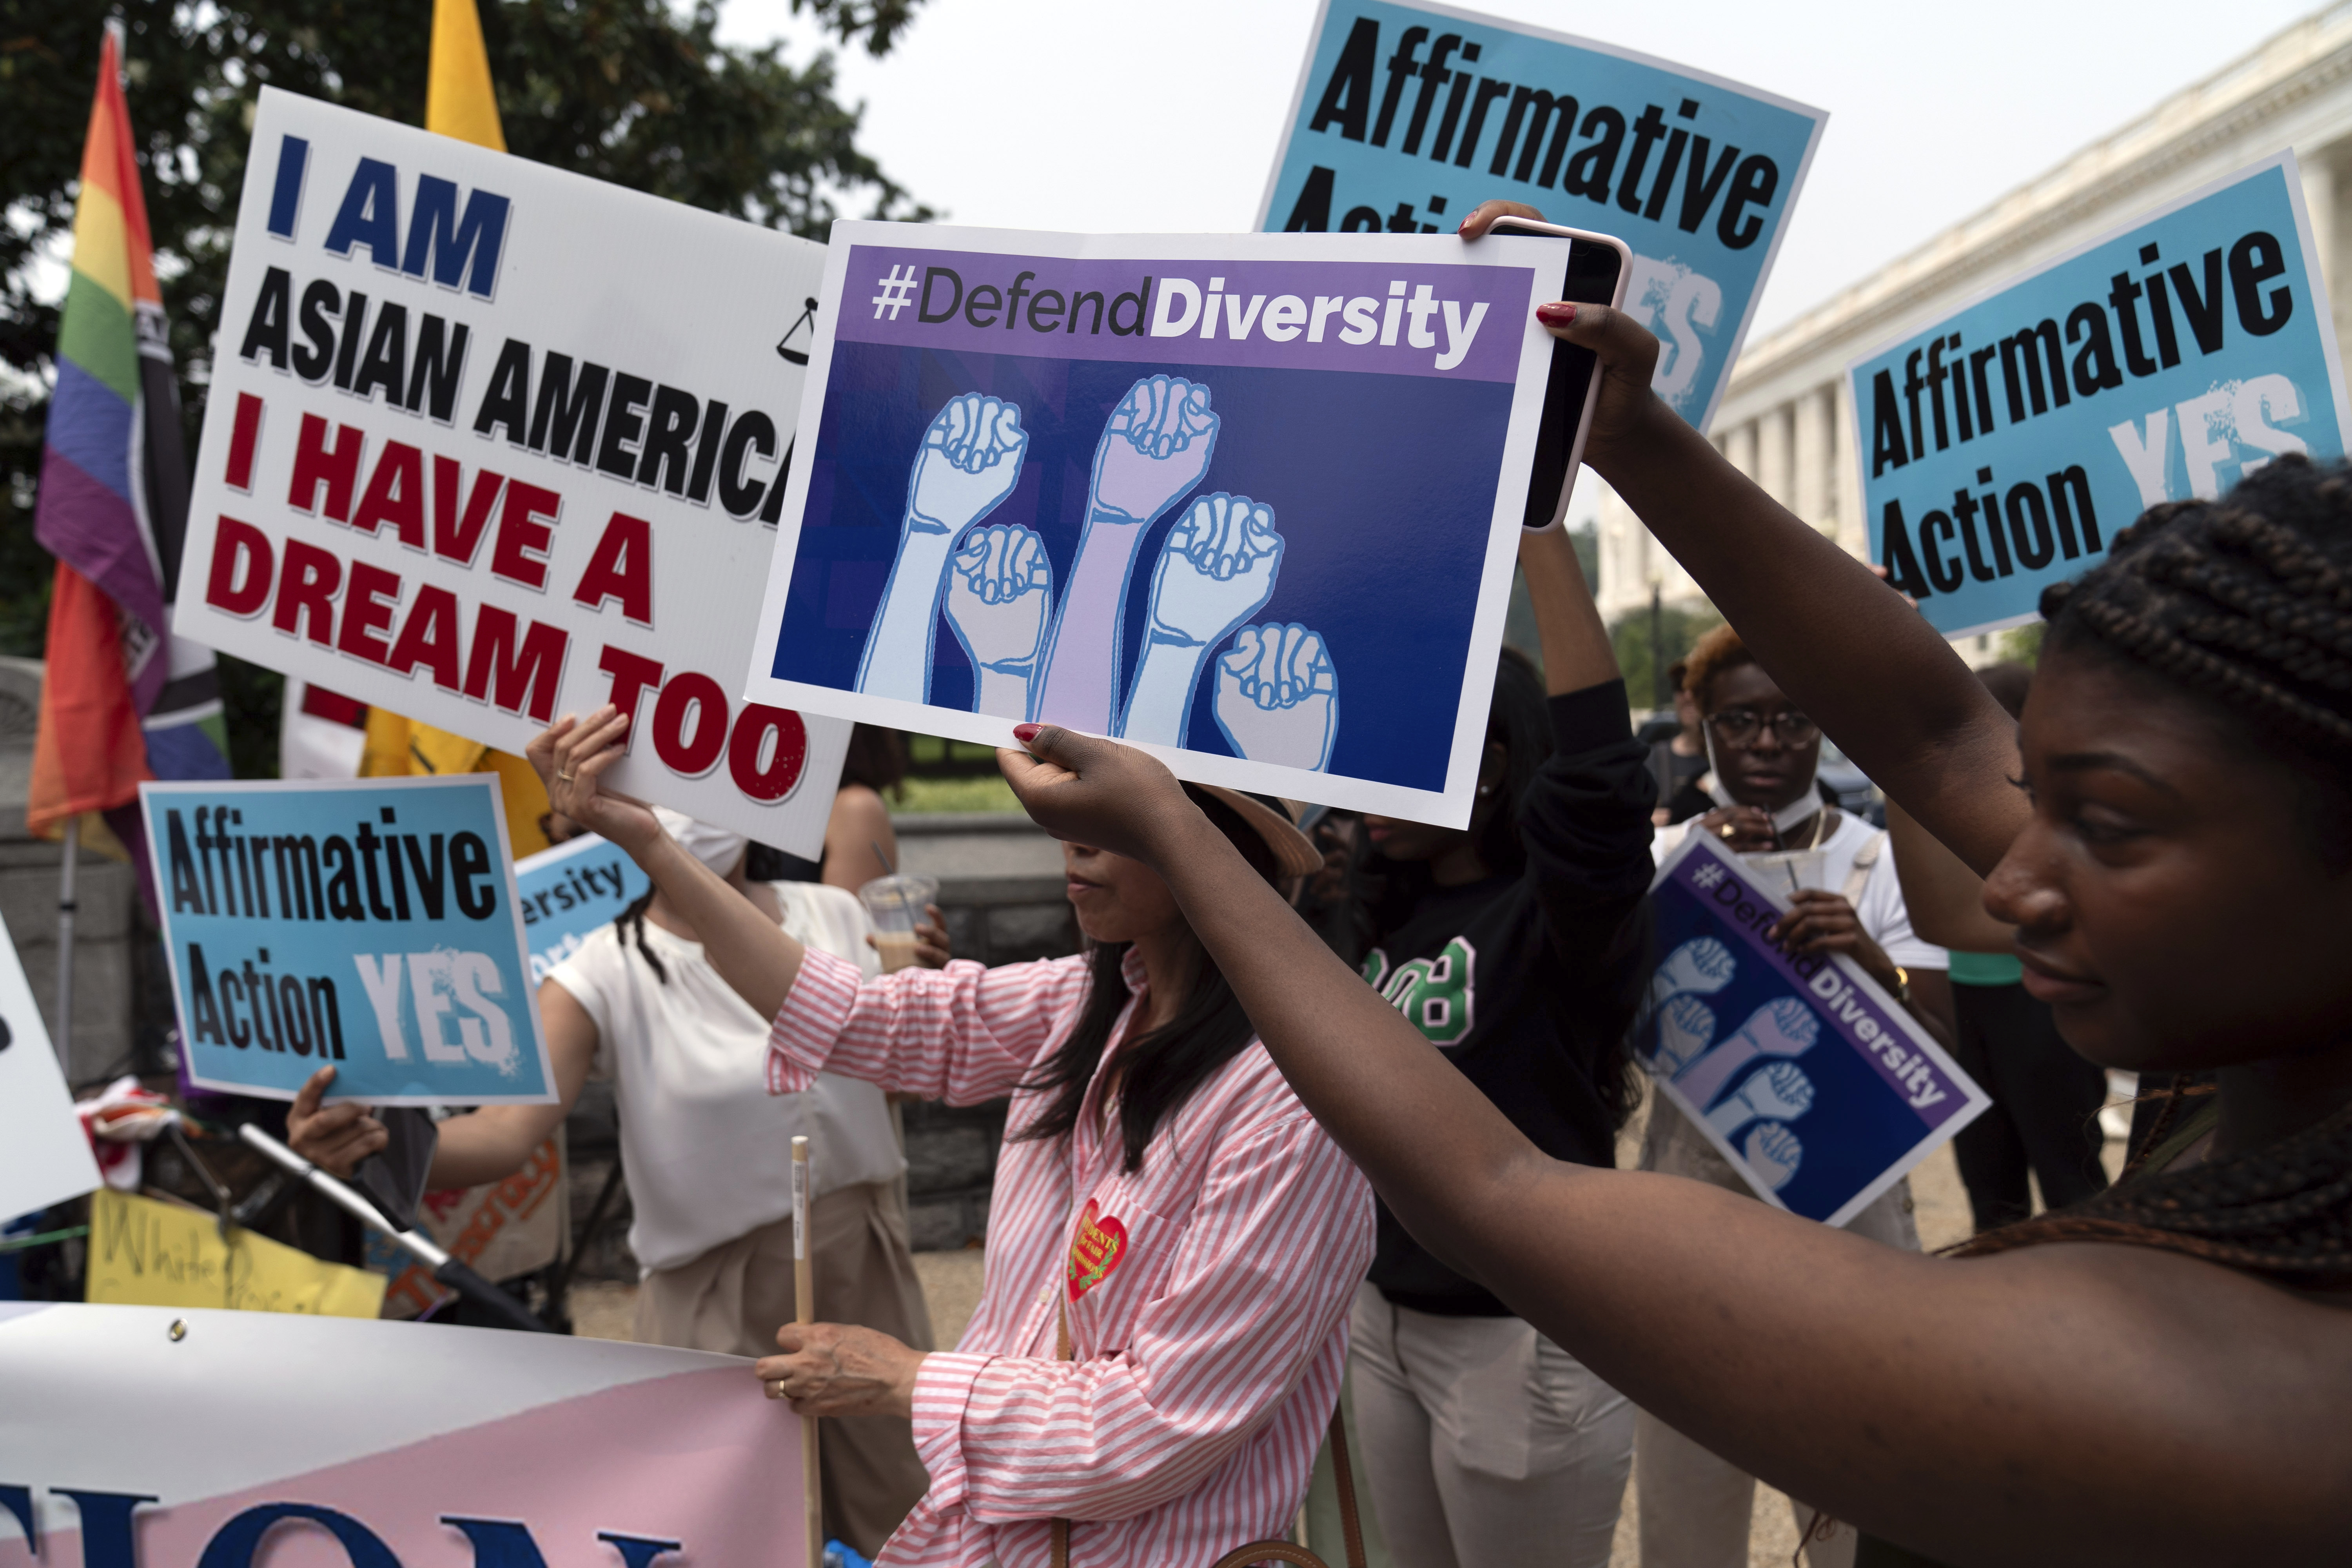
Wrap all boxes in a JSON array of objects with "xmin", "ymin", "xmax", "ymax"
[{"xmin": 31, "ymin": 24, "xmax": 229, "ymax": 851}]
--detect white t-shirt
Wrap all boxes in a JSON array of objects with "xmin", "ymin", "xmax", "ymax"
[
  {"xmin": 548, "ymin": 880, "xmax": 905, "ymax": 1274},
  {"xmin": 1653, "ymin": 809, "xmax": 1946, "ymax": 973}
]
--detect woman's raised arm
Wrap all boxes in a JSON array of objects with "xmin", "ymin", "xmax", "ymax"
[
  {"xmin": 998, "ymin": 725, "xmax": 2352, "ymax": 1564},
  {"xmin": 528, "ymin": 708, "xmax": 806, "ymax": 1020},
  {"xmin": 1462, "ymin": 202, "xmax": 2024, "ymax": 873}
]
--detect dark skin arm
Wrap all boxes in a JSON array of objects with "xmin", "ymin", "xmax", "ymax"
[
  {"xmin": 1467, "ymin": 200, "xmax": 2026, "ymax": 877},
  {"xmin": 997, "ymin": 725, "xmax": 2352, "ymax": 1565}
]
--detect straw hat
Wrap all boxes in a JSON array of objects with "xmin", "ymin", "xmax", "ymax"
[{"xmin": 1186, "ymin": 784, "xmax": 1323, "ymax": 878}]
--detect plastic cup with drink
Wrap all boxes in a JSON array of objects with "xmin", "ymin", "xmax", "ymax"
[{"xmin": 858, "ymin": 874, "xmax": 938, "ymax": 973}]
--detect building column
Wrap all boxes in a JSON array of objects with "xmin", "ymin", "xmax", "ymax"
[
  {"xmin": 1832, "ymin": 375, "xmax": 1863, "ymax": 557},
  {"xmin": 1725, "ymin": 420, "xmax": 1758, "ymax": 482},
  {"xmin": 1793, "ymin": 386, "xmax": 1831, "ymax": 529},
  {"xmin": 1757, "ymin": 405, "xmax": 1794, "ymax": 509}
]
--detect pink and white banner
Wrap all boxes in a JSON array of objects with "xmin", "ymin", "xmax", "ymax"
[{"xmin": 0, "ymin": 1303, "xmax": 805, "ymax": 1568}]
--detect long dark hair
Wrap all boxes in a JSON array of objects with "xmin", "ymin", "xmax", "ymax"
[
  {"xmin": 1013, "ymin": 789, "xmax": 1281, "ymax": 1173},
  {"xmin": 1953, "ymin": 455, "xmax": 2352, "ymax": 1284}
]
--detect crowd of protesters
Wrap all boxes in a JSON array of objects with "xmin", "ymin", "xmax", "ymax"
[{"xmin": 270, "ymin": 195, "xmax": 2352, "ymax": 1568}]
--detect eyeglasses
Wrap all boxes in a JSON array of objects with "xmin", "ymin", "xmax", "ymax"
[{"xmin": 1706, "ymin": 708, "xmax": 1820, "ymax": 746}]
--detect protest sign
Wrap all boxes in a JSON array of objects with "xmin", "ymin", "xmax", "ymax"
[
  {"xmin": 139, "ymin": 775, "xmax": 554, "ymax": 1105},
  {"xmin": 0, "ymin": 1302, "xmax": 806, "ymax": 1568},
  {"xmin": 1262, "ymin": 0, "xmax": 1824, "ymax": 431},
  {"xmin": 1853, "ymin": 153, "xmax": 2352, "ymax": 638},
  {"xmin": 174, "ymin": 88, "xmax": 852, "ymax": 851},
  {"xmin": 368, "ymin": 1135, "xmax": 566, "ymax": 1319},
  {"xmin": 85, "ymin": 1189, "xmax": 387, "ymax": 1318},
  {"xmin": 0, "ymin": 909, "xmax": 102, "ymax": 1223},
  {"xmin": 744, "ymin": 223, "xmax": 1574, "ymax": 825},
  {"xmin": 1638, "ymin": 831, "xmax": 1989, "ymax": 1227},
  {"xmin": 516, "ymin": 832, "xmax": 649, "ymax": 984}
]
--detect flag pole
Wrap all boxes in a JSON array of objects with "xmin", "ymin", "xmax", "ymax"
[
  {"xmin": 54, "ymin": 815, "xmax": 79, "ymax": 1076},
  {"xmin": 793, "ymin": 1135, "xmax": 821, "ymax": 1568}
]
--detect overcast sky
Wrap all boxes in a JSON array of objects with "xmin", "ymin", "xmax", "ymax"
[{"xmin": 720, "ymin": 0, "xmax": 2327, "ymax": 339}]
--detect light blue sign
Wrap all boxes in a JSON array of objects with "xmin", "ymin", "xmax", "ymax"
[
  {"xmin": 1261, "ymin": 0, "xmax": 1824, "ymax": 428},
  {"xmin": 1851, "ymin": 155, "xmax": 2352, "ymax": 638},
  {"xmin": 140, "ymin": 776, "xmax": 554, "ymax": 1105},
  {"xmin": 1641, "ymin": 831, "xmax": 1988, "ymax": 1227},
  {"xmin": 515, "ymin": 832, "xmax": 649, "ymax": 985}
]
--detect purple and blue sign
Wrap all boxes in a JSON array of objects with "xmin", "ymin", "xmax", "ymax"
[
  {"xmin": 744, "ymin": 223, "xmax": 1577, "ymax": 827},
  {"xmin": 1642, "ymin": 831, "xmax": 1988, "ymax": 1226}
]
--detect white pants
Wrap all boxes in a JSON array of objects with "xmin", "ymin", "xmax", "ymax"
[
  {"xmin": 1350, "ymin": 1282, "xmax": 1633, "ymax": 1568},
  {"xmin": 1633, "ymin": 1104, "xmax": 1919, "ymax": 1568}
]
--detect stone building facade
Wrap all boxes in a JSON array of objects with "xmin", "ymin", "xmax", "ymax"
[{"xmin": 1596, "ymin": 5, "xmax": 2352, "ymax": 661}]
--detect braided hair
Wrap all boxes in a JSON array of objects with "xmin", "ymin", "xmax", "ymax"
[
  {"xmin": 615, "ymin": 889, "xmax": 670, "ymax": 985},
  {"xmin": 1951, "ymin": 453, "xmax": 2352, "ymax": 1285}
]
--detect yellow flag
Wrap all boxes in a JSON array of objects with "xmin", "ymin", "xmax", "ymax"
[
  {"xmin": 427, "ymin": 0, "xmax": 506, "ymax": 151},
  {"xmin": 86, "ymin": 1189, "xmax": 388, "ymax": 1319},
  {"xmin": 358, "ymin": 5, "xmax": 555, "ymax": 856}
]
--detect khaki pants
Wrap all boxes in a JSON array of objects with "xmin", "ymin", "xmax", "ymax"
[
  {"xmin": 637, "ymin": 1180, "xmax": 936, "ymax": 1560},
  {"xmin": 1351, "ymin": 1283, "xmax": 1633, "ymax": 1568},
  {"xmin": 1633, "ymin": 1105, "xmax": 1918, "ymax": 1568}
]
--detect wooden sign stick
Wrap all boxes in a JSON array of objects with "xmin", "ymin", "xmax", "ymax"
[{"xmin": 794, "ymin": 1135, "xmax": 821, "ymax": 1568}]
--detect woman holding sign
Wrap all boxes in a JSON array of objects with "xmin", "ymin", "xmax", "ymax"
[
  {"xmin": 975, "ymin": 211, "xmax": 2352, "ymax": 1564},
  {"xmin": 528, "ymin": 709, "xmax": 1372, "ymax": 1568}
]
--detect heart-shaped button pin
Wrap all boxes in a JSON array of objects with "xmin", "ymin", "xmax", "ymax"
[{"xmin": 1066, "ymin": 1198, "xmax": 1130, "ymax": 1302}]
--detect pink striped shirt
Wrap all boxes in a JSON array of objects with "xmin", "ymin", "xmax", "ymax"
[{"xmin": 769, "ymin": 946, "xmax": 1372, "ymax": 1568}]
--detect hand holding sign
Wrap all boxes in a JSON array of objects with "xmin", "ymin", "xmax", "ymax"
[{"xmin": 530, "ymin": 707, "xmax": 661, "ymax": 858}]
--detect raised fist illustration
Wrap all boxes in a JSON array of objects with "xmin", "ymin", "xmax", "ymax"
[
  {"xmin": 859, "ymin": 392, "xmax": 1031, "ymax": 702},
  {"xmin": 1706, "ymin": 1061, "xmax": 1816, "ymax": 1138},
  {"xmin": 1211, "ymin": 623, "xmax": 1340, "ymax": 771},
  {"xmin": 1673, "ymin": 996, "xmax": 1821, "ymax": 1112},
  {"xmin": 1649, "ymin": 937, "xmax": 1737, "ymax": 1013},
  {"xmin": 1743, "ymin": 1122, "xmax": 1804, "ymax": 1192},
  {"xmin": 945, "ymin": 524, "xmax": 1054, "ymax": 719},
  {"xmin": 1150, "ymin": 495, "xmax": 1283, "ymax": 644},
  {"xmin": 1090, "ymin": 376, "xmax": 1219, "ymax": 523},
  {"xmin": 1649, "ymin": 993, "xmax": 1716, "ymax": 1076},
  {"xmin": 909, "ymin": 393, "xmax": 1029, "ymax": 535}
]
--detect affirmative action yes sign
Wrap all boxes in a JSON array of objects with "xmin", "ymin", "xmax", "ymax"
[
  {"xmin": 140, "ymin": 776, "xmax": 554, "ymax": 1105},
  {"xmin": 1263, "ymin": 0, "xmax": 1824, "ymax": 430},
  {"xmin": 1853, "ymin": 154, "xmax": 2352, "ymax": 637},
  {"xmin": 176, "ymin": 90, "xmax": 849, "ymax": 851}
]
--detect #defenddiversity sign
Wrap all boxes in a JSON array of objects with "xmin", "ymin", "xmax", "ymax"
[
  {"xmin": 1853, "ymin": 154, "xmax": 2352, "ymax": 638},
  {"xmin": 744, "ymin": 223, "xmax": 1578, "ymax": 827},
  {"xmin": 1263, "ymin": 0, "xmax": 1825, "ymax": 432},
  {"xmin": 140, "ymin": 775, "xmax": 554, "ymax": 1105},
  {"xmin": 175, "ymin": 90, "xmax": 850, "ymax": 851}
]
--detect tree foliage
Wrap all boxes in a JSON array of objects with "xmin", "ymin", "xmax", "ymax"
[{"xmin": 0, "ymin": 0, "xmax": 928, "ymax": 762}]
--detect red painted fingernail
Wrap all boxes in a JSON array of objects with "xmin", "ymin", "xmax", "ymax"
[
  {"xmin": 1536, "ymin": 301, "xmax": 1577, "ymax": 325},
  {"xmin": 1012, "ymin": 723, "xmax": 1042, "ymax": 744}
]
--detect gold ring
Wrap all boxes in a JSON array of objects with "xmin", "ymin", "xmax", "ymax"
[
  {"xmin": 557, "ymin": 769, "xmax": 575, "ymax": 783},
  {"xmin": 767, "ymin": 1379, "xmax": 788, "ymax": 1400},
  {"xmin": 1718, "ymin": 822, "xmax": 1735, "ymax": 840}
]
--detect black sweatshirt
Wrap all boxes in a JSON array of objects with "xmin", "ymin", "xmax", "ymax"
[{"xmin": 1359, "ymin": 679, "xmax": 1657, "ymax": 1316}]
